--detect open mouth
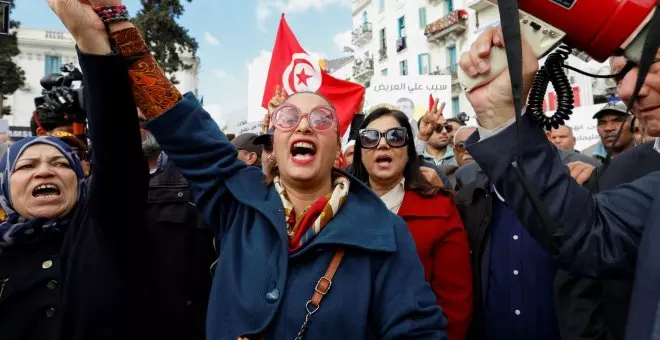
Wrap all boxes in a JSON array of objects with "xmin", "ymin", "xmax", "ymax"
[
  {"xmin": 290, "ymin": 140, "xmax": 317, "ymax": 162},
  {"xmin": 375, "ymin": 154, "xmax": 392, "ymax": 165},
  {"xmin": 32, "ymin": 184, "xmax": 61, "ymax": 199}
]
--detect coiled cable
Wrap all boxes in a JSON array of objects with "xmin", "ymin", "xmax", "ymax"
[{"xmin": 527, "ymin": 45, "xmax": 574, "ymax": 130}]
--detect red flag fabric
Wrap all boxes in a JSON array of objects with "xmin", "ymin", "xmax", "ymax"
[{"xmin": 262, "ymin": 14, "xmax": 365, "ymax": 136}]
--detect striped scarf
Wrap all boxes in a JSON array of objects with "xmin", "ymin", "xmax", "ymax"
[{"xmin": 273, "ymin": 174, "xmax": 350, "ymax": 252}]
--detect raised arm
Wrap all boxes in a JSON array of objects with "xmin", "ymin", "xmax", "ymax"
[
  {"xmin": 48, "ymin": 0, "xmax": 147, "ymax": 241},
  {"xmin": 460, "ymin": 27, "xmax": 658, "ymax": 278},
  {"xmin": 468, "ymin": 114, "xmax": 658, "ymax": 277},
  {"xmin": 98, "ymin": 8, "xmax": 247, "ymax": 230}
]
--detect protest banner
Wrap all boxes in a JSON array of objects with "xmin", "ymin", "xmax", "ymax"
[
  {"xmin": 548, "ymin": 105, "xmax": 602, "ymax": 151},
  {"xmin": 364, "ymin": 75, "xmax": 453, "ymax": 122},
  {"xmin": 229, "ymin": 120, "xmax": 262, "ymax": 136}
]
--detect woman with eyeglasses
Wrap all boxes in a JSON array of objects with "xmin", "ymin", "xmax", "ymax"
[
  {"xmin": 351, "ymin": 107, "xmax": 473, "ymax": 340},
  {"xmin": 48, "ymin": 0, "xmax": 448, "ymax": 339}
]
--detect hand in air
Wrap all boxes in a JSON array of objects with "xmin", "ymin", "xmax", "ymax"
[
  {"xmin": 268, "ymin": 85, "xmax": 288, "ymax": 115},
  {"xmin": 418, "ymin": 98, "xmax": 445, "ymax": 142},
  {"xmin": 47, "ymin": 0, "xmax": 110, "ymax": 54},
  {"xmin": 459, "ymin": 26, "xmax": 538, "ymax": 129}
]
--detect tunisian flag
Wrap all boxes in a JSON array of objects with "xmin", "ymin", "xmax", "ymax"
[{"xmin": 262, "ymin": 14, "xmax": 365, "ymax": 136}]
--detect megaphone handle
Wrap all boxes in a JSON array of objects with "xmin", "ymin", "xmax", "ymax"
[
  {"xmin": 457, "ymin": 46, "xmax": 509, "ymax": 92},
  {"xmin": 457, "ymin": 10, "xmax": 566, "ymax": 92}
]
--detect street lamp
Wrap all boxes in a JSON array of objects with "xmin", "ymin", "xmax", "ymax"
[{"xmin": 0, "ymin": 0, "xmax": 9, "ymax": 35}]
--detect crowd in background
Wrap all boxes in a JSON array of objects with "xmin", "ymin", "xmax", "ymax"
[{"xmin": 3, "ymin": 0, "xmax": 660, "ymax": 340}]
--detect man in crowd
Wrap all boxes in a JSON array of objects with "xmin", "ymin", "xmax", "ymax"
[
  {"xmin": 458, "ymin": 24, "xmax": 660, "ymax": 339},
  {"xmin": 547, "ymin": 125, "xmax": 577, "ymax": 152},
  {"xmin": 440, "ymin": 126, "xmax": 476, "ymax": 188},
  {"xmin": 594, "ymin": 101, "xmax": 635, "ymax": 159},
  {"xmin": 140, "ymin": 127, "xmax": 216, "ymax": 340},
  {"xmin": 454, "ymin": 126, "xmax": 477, "ymax": 168},
  {"xmin": 445, "ymin": 117, "xmax": 465, "ymax": 147},
  {"xmin": 253, "ymin": 128, "xmax": 274, "ymax": 174},
  {"xmin": 421, "ymin": 121, "xmax": 457, "ymax": 166},
  {"xmin": 231, "ymin": 133, "xmax": 262, "ymax": 167}
]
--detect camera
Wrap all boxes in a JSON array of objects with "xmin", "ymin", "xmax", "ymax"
[
  {"xmin": 34, "ymin": 63, "xmax": 86, "ymax": 123},
  {"xmin": 0, "ymin": 0, "xmax": 8, "ymax": 35}
]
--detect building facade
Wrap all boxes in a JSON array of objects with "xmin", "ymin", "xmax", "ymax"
[
  {"xmin": 347, "ymin": 0, "xmax": 470, "ymax": 117},
  {"xmin": 4, "ymin": 27, "xmax": 200, "ymax": 128},
  {"xmin": 341, "ymin": 0, "xmax": 617, "ymax": 121}
]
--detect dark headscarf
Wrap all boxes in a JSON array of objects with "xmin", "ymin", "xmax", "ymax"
[{"xmin": 0, "ymin": 136, "xmax": 86, "ymax": 250}]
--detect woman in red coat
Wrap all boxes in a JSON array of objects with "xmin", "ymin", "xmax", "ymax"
[{"xmin": 352, "ymin": 107, "xmax": 472, "ymax": 340}]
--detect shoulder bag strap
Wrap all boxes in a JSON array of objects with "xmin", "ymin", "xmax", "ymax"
[{"xmin": 294, "ymin": 249, "xmax": 345, "ymax": 340}]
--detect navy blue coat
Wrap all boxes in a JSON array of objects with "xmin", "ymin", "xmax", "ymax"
[
  {"xmin": 146, "ymin": 94, "xmax": 448, "ymax": 339},
  {"xmin": 466, "ymin": 114, "xmax": 660, "ymax": 340}
]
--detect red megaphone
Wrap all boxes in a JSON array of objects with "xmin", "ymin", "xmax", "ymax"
[{"xmin": 459, "ymin": 0, "xmax": 656, "ymax": 91}]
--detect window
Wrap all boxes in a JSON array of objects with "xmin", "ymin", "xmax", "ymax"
[
  {"xmin": 379, "ymin": 28, "xmax": 386, "ymax": 50},
  {"xmin": 418, "ymin": 53, "xmax": 430, "ymax": 75},
  {"xmin": 379, "ymin": 0, "xmax": 385, "ymax": 12},
  {"xmin": 448, "ymin": 45, "xmax": 457, "ymax": 72},
  {"xmin": 398, "ymin": 16, "xmax": 406, "ymax": 38},
  {"xmin": 445, "ymin": 0, "xmax": 454, "ymax": 13},
  {"xmin": 419, "ymin": 7, "xmax": 427, "ymax": 29},
  {"xmin": 44, "ymin": 55, "xmax": 61, "ymax": 76},
  {"xmin": 381, "ymin": 68, "xmax": 388, "ymax": 76},
  {"xmin": 452, "ymin": 97, "xmax": 460, "ymax": 115},
  {"xmin": 400, "ymin": 60, "xmax": 408, "ymax": 76}
]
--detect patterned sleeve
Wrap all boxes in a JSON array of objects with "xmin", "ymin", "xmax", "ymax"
[{"xmin": 109, "ymin": 27, "xmax": 183, "ymax": 119}]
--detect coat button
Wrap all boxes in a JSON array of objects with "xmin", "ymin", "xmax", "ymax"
[
  {"xmin": 45, "ymin": 307, "xmax": 56, "ymax": 318},
  {"xmin": 42, "ymin": 260, "xmax": 53, "ymax": 269},
  {"xmin": 47, "ymin": 280, "xmax": 58, "ymax": 290},
  {"xmin": 265, "ymin": 288, "xmax": 280, "ymax": 303}
]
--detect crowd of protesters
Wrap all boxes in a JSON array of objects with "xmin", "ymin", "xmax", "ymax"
[{"xmin": 2, "ymin": 0, "xmax": 660, "ymax": 340}]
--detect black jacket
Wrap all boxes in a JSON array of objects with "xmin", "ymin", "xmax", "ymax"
[
  {"xmin": 143, "ymin": 160, "xmax": 216, "ymax": 340},
  {"xmin": 455, "ymin": 162, "xmax": 492, "ymax": 340},
  {"xmin": 555, "ymin": 141, "xmax": 660, "ymax": 340},
  {"xmin": 0, "ymin": 51, "xmax": 148, "ymax": 340}
]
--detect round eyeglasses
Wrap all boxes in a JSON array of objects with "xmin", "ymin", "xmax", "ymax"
[{"xmin": 271, "ymin": 104, "xmax": 338, "ymax": 133}]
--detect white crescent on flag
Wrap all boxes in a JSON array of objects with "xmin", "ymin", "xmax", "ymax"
[{"xmin": 282, "ymin": 53, "xmax": 323, "ymax": 95}]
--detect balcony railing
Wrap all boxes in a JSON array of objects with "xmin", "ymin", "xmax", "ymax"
[
  {"xmin": 425, "ymin": 10, "xmax": 468, "ymax": 45},
  {"xmin": 352, "ymin": 56, "xmax": 374, "ymax": 83},
  {"xmin": 430, "ymin": 64, "xmax": 458, "ymax": 78},
  {"xmin": 352, "ymin": 0, "xmax": 372, "ymax": 15},
  {"xmin": 467, "ymin": 0, "xmax": 493, "ymax": 11},
  {"xmin": 351, "ymin": 22, "xmax": 373, "ymax": 47}
]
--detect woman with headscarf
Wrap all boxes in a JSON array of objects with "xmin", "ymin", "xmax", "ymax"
[
  {"xmin": 48, "ymin": 0, "xmax": 449, "ymax": 338},
  {"xmin": 351, "ymin": 107, "xmax": 473, "ymax": 340},
  {"xmin": 0, "ymin": 2, "xmax": 148, "ymax": 338}
]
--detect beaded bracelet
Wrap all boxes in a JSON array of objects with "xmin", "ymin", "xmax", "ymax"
[{"xmin": 94, "ymin": 5, "xmax": 130, "ymax": 24}]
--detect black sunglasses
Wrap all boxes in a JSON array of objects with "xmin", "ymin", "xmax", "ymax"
[
  {"xmin": 434, "ymin": 124, "xmax": 453, "ymax": 134},
  {"xmin": 359, "ymin": 127, "xmax": 408, "ymax": 149}
]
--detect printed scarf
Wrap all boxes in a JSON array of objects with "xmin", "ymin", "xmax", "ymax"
[{"xmin": 273, "ymin": 174, "xmax": 350, "ymax": 252}]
